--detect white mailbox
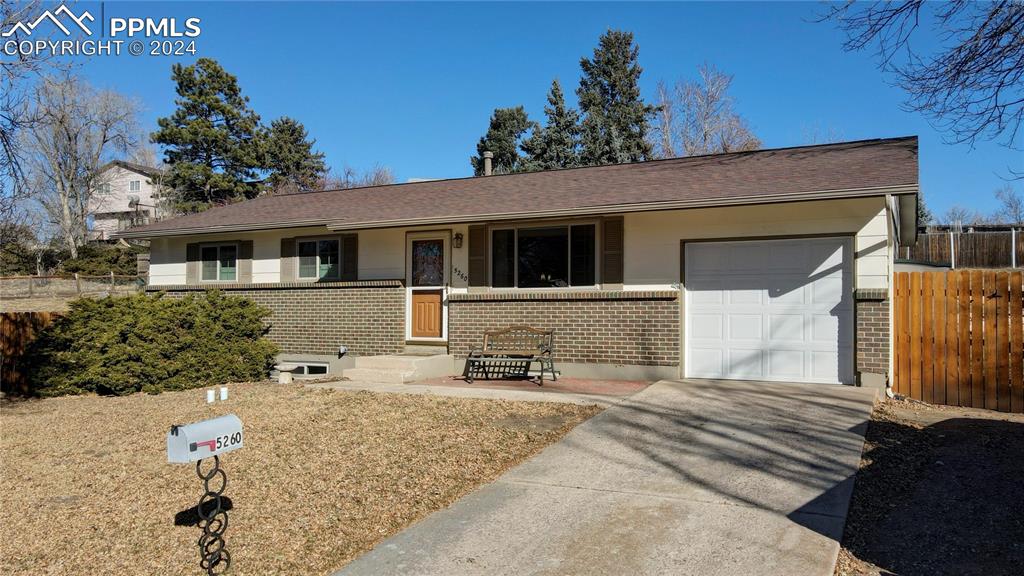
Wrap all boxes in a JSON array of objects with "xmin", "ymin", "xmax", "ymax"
[{"xmin": 167, "ymin": 414, "xmax": 244, "ymax": 464}]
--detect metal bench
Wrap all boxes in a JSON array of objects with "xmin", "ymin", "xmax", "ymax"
[{"xmin": 463, "ymin": 326, "xmax": 557, "ymax": 385}]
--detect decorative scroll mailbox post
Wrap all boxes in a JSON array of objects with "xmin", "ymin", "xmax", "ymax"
[{"xmin": 168, "ymin": 414, "xmax": 243, "ymax": 575}]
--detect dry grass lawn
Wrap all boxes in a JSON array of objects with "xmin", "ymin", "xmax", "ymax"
[{"xmin": 0, "ymin": 383, "xmax": 600, "ymax": 575}]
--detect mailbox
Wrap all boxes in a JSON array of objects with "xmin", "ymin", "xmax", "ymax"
[{"xmin": 167, "ymin": 414, "xmax": 243, "ymax": 463}]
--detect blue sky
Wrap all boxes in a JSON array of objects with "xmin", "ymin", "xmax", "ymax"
[{"xmin": 73, "ymin": 1, "xmax": 1021, "ymax": 218}]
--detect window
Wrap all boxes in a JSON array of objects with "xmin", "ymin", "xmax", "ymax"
[
  {"xmin": 129, "ymin": 180, "xmax": 141, "ymax": 192},
  {"xmin": 291, "ymin": 362, "xmax": 329, "ymax": 377},
  {"xmin": 201, "ymin": 244, "xmax": 237, "ymax": 282},
  {"xmin": 491, "ymin": 223, "xmax": 597, "ymax": 288},
  {"xmin": 298, "ymin": 238, "xmax": 340, "ymax": 280}
]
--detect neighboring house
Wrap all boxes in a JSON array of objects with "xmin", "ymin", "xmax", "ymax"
[
  {"xmin": 89, "ymin": 160, "xmax": 165, "ymax": 240},
  {"xmin": 117, "ymin": 137, "xmax": 919, "ymax": 389}
]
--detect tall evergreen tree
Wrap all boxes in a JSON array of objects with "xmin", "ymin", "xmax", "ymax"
[
  {"xmin": 264, "ymin": 117, "xmax": 327, "ymax": 193},
  {"xmin": 152, "ymin": 58, "xmax": 264, "ymax": 211},
  {"xmin": 522, "ymin": 79, "xmax": 581, "ymax": 171},
  {"xmin": 576, "ymin": 30, "xmax": 656, "ymax": 166},
  {"xmin": 469, "ymin": 106, "xmax": 536, "ymax": 175}
]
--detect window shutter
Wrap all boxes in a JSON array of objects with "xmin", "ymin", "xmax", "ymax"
[
  {"xmin": 280, "ymin": 238, "xmax": 296, "ymax": 282},
  {"xmin": 237, "ymin": 240, "xmax": 254, "ymax": 284},
  {"xmin": 601, "ymin": 217, "xmax": 624, "ymax": 286},
  {"xmin": 341, "ymin": 234, "xmax": 358, "ymax": 281},
  {"xmin": 185, "ymin": 243, "xmax": 200, "ymax": 285},
  {"xmin": 468, "ymin": 225, "xmax": 488, "ymax": 288}
]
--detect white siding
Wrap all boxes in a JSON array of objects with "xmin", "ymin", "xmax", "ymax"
[
  {"xmin": 148, "ymin": 198, "xmax": 893, "ymax": 289},
  {"xmin": 148, "ymin": 224, "xmax": 472, "ymax": 289},
  {"xmin": 623, "ymin": 197, "xmax": 892, "ymax": 291}
]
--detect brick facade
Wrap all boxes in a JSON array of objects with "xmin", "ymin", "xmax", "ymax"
[
  {"xmin": 448, "ymin": 291, "xmax": 680, "ymax": 367},
  {"xmin": 148, "ymin": 282, "xmax": 891, "ymax": 382},
  {"xmin": 148, "ymin": 281, "xmax": 405, "ymax": 356},
  {"xmin": 855, "ymin": 289, "xmax": 890, "ymax": 377}
]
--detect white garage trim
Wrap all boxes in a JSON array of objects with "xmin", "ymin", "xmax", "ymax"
[{"xmin": 681, "ymin": 236, "xmax": 855, "ymax": 385}]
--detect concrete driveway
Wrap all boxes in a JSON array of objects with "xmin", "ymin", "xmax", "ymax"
[{"xmin": 335, "ymin": 379, "xmax": 876, "ymax": 576}]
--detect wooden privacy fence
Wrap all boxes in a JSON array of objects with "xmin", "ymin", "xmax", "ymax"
[
  {"xmin": 0, "ymin": 312, "xmax": 57, "ymax": 395},
  {"xmin": 893, "ymin": 270, "xmax": 1024, "ymax": 413},
  {"xmin": 900, "ymin": 230, "xmax": 1023, "ymax": 268}
]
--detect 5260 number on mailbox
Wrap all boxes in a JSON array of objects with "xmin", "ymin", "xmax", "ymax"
[{"xmin": 216, "ymin": 432, "xmax": 242, "ymax": 450}]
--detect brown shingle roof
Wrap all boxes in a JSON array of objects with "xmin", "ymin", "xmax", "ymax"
[{"xmin": 118, "ymin": 136, "xmax": 918, "ymax": 238}]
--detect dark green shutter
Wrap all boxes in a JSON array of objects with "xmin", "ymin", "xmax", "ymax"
[
  {"xmin": 468, "ymin": 225, "xmax": 488, "ymax": 288},
  {"xmin": 341, "ymin": 234, "xmax": 358, "ymax": 281},
  {"xmin": 601, "ymin": 217, "xmax": 624, "ymax": 286}
]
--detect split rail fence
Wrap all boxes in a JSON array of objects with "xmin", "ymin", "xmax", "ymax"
[
  {"xmin": 0, "ymin": 274, "xmax": 142, "ymax": 300},
  {"xmin": 893, "ymin": 270, "xmax": 1024, "ymax": 413}
]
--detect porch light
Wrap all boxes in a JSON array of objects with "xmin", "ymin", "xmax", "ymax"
[{"xmin": 453, "ymin": 232, "xmax": 463, "ymax": 249}]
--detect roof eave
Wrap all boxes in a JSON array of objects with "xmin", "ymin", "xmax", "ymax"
[
  {"xmin": 325, "ymin": 184, "xmax": 918, "ymax": 231},
  {"xmin": 114, "ymin": 183, "xmax": 918, "ymax": 240},
  {"xmin": 112, "ymin": 218, "xmax": 336, "ymax": 240}
]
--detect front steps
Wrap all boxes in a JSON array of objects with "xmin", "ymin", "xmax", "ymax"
[{"xmin": 343, "ymin": 354, "xmax": 456, "ymax": 383}]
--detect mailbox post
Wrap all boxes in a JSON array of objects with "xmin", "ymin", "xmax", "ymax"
[{"xmin": 168, "ymin": 414, "xmax": 243, "ymax": 575}]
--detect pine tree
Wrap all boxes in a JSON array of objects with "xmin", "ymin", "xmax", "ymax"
[
  {"xmin": 152, "ymin": 58, "xmax": 264, "ymax": 211},
  {"xmin": 469, "ymin": 106, "xmax": 536, "ymax": 175},
  {"xmin": 264, "ymin": 117, "xmax": 327, "ymax": 193},
  {"xmin": 576, "ymin": 30, "xmax": 656, "ymax": 166},
  {"xmin": 522, "ymin": 79, "xmax": 581, "ymax": 171}
]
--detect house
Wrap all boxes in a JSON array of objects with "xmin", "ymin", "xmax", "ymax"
[
  {"xmin": 88, "ymin": 160, "xmax": 166, "ymax": 240},
  {"xmin": 116, "ymin": 137, "xmax": 919, "ymax": 389}
]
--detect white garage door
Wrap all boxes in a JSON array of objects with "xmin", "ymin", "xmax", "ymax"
[{"xmin": 684, "ymin": 237, "xmax": 854, "ymax": 384}]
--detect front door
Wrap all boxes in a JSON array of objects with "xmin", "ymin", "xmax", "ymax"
[
  {"xmin": 411, "ymin": 290, "xmax": 442, "ymax": 338},
  {"xmin": 407, "ymin": 234, "xmax": 449, "ymax": 340}
]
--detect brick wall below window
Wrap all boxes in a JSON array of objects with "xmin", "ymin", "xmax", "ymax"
[
  {"xmin": 149, "ymin": 281, "xmax": 405, "ymax": 356},
  {"xmin": 448, "ymin": 291, "xmax": 680, "ymax": 367}
]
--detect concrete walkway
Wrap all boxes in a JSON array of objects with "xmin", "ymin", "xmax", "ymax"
[{"xmin": 334, "ymin": 379, "xmax": 877, "ymax": 576}]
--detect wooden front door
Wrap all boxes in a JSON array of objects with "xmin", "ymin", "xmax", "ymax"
[
  {"xmin": 407, "ymin": 236, "xmax": 447, "ymax": 340},
  {"xmin": 411, "ymin": 290, "xmax": 443, "ymax": 338}
]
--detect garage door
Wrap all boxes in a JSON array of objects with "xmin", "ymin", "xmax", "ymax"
[{"xmin": 684, "ymin": 237, "xmax": 854, "ymax": 384}]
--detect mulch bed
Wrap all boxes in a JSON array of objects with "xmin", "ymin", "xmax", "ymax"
[
  {"xmin": 0, "ymin": 383, "xmax": 600, "ymax": 575},
  {"xmin": 836, "ymin": 399, "xmax": 1024, "ymax": 576}
]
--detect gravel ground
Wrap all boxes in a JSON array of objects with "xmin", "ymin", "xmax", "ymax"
[
  {"xmin": 0, "ymin": 383, "xmax": 600, "ymax": 575},
  {"xmin": 836, "ymin": 399, "xmax": 1024, "ymax": 576}
]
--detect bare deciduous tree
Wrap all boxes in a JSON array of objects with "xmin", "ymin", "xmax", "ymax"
[
  {"xmin": 943, "ymin": 205, "xmax": 991, "ymax": 228},
  {"xmin": 994, "ymin": 184, "xmax": 1024, "ymax": 224},
  {"xmin": 801, "ymin": 123, "xmax": 846, "ymax": 145},
  {"xmin": 822, "ymin": 1, "xmax": 1024, "ymax": 153},
  {"xmin": 23, "ymin": 75, "xmax": 138, "ymax": 258},
  {"xmin": 1, "ymin": 1, "xmax": 63, "ymax": 249},
  {"xmin": 651, "ymin": 64, "xmax": 761, "ymax": 158},
  {"xmin": 651, "ymin": 80, "xmax": 677, "ymax": 157},
  {"xmin": 316, "ymin": 165, "xmax": 395, "ymax": 191}
]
